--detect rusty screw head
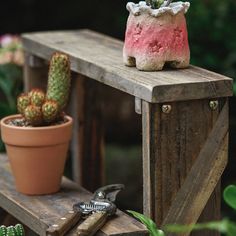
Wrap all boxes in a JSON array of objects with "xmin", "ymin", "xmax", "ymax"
[
  {"xmin": 209, "ymin": 100, "xmax": 218, "ymax": 110},
  {"xmin": 162, "ymin": 105, "xmax": 172, "ymax": 114}
]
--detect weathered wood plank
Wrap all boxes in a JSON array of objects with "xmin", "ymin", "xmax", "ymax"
[
  {"xmin": 0, "ymin": 154, "xmax": 148, "ymax": 236},
  {"xmin": 23, "ymin": 53, "xmax": 48, "ymax": 92},
  {"xmin": 75, "ymin": 75, "xmax": 105, "ymax": 192},
  {"xmin": 162, "ymin": 103, "xmax": 228, "ymax": 235},
  {"xmin": 21, "ymin": 30, "xmax": 233, "ymax": 103},
  {"xmin": 142, "ymin": 99, "xmax": 227, "ymax": 235}
]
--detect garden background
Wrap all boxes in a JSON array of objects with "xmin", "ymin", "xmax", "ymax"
[{"xmin": 0, "ymin": 0, "xmax": 236, "ymax": 219}]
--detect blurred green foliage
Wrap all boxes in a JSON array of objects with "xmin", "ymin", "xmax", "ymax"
[
  {"xmin": 186, "ymin": 0, "xmax": 236, "ymax": 83},
  {"xmin": 129, "ymin": 185, "xmax": 236, "ymax": 236},
  {"xmin": 0, "ymin": 64, "xmax": 22, "ymax": 151}
]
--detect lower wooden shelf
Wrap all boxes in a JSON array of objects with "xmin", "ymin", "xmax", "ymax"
[{"xmin": 0, "ymin": 154, "xmax": 147, "ymax": 236}]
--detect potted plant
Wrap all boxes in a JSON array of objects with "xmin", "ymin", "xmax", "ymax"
[
  {"xmin": 0, "ymin": 52, "xmax": 73, "ymax": 195},
  {"xmin": 123, "ymin": 0, "xmax": 190, "ymax": 71}
]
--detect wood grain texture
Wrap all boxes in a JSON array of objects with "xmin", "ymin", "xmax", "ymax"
[
  {"xmin": 23, "ymin": 53, "xmax": 48, "ymax": 92},
  {"xmin": 22, "ymin": 30, "xmax": 233, "ymax": 103},
  {"xmin": 76, "ymin": 76, "xmax": 105, "ymax": 192},
  {"xmin": 142, "ymin": 99, "xmax": 228, "ymax": 236},
  {"xmin": 162, "ymin": 103, "xmax": 228, "ymax": 236},
  {"xmin": 0, "ymin": 154, "xmax": 148, "ymax": 236}
]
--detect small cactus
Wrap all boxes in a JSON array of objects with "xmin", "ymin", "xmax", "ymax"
[
  {"xmin": 16, "ymin": 52, "xmax": 71, "ymax": 126},
  {"xmin": 42, "ymin": 100, "xmax": 59, "ymax": 123},
  {"xmin": 0, "ymin": 226, "xmax": 7, "ymax": 236},
  {"xmin": 17, "ymin": 93, "xmax": 30, "ymax": 114},
  {"xmin": 0, "ymin": 225, "xmax": 24, "ymax": 236},
  {"xmin": 6, "ymin": 227, "xmax": 16, "ymax": 236},
  {"xmin": 29, "ymin": 89, "xmax": 45, "ymax": 107},
  {"xmin": 46, "ymin": 52, "xmax": 71, "ymax": 111},
  {"xmin": 24, "ymin": 105, "xmax": 43, "ymax": 126},
  {"xmin": 14, "ymin": 224, "xmax": 24, "ymax": 236}
]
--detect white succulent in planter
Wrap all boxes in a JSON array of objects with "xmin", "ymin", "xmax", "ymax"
[{"xmin": 123, "ymin": 0, "xmax": 190, "ymax": 71}]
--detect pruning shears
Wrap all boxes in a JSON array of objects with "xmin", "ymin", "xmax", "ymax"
[{"xmin": 47, "ymin": 184, "xmax": 124, "ymax": 236}]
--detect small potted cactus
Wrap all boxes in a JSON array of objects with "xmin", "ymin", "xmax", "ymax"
[
  {"xmin": 0, "ymin": 52, "xmax": 73, "ymax": 195},
  {"xmin": 123, "ymin": 0, "xmax": 190, "ymax": 71}
]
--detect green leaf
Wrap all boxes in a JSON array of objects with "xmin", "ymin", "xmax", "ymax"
[
  {"xmin": 227, "ymin": 221, "xmax": 236, "ymax": 236},
  {"xmin": 165, "ymin": 219, "xmax": 236, "ymax": 235},
  {"xmin": 127, "ymin": 210, "xmax": 165, "ymax": 236},
  {"xmin": 224, "ymin": 185, "xmax": 236, "ymax": 210}
]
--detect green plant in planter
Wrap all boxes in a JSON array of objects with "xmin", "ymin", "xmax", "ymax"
[
  {"xmin": 0, "ymin": 224, "xmax": 24, "ymax": 236},
  {"xmin": 128, "ymin": 185, "xmax": 236, "ymax": 236},
  {"xmin": 145, "ymin": 0, "xmax": 173, "ymax": 9},
  {"xmin": 16, "ymin": 52, "xmax": 70, "ymax": 126}
]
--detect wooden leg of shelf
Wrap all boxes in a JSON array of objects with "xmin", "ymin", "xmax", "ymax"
[
  {"xmin": 70, "ymin": 75, "xmax": 105, "ymax": 192},
  {"xmin": 142, "ymin": 99, "xmax": 227, "ymax": 236}
]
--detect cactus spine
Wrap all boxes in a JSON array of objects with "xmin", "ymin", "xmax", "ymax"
[
  {"xmin": 29, "ymin": 89, "xmax": 45, "ymax": 107},
  {"xmin": 24, "ymin": 105, "xmax": 43, "ymax": 126},
  {"xmin": 16, "ymin": 52, "xmax": 71, "ymax": 126},
  {"xmin": 17, "ymin": 93, "xmax": 30, "ymax": 114},
  {"xmin": 46, "ymin": 52, "xmax": 71, "ymax": 111},
  {"xmin": 42, "ymin": 100, "xmax": 59, "ymax": 123}
]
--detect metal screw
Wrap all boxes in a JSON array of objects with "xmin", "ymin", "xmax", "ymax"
[
  {"xmin": 209, "ymin": 100, "xmax": 218, "ymax": 110},
  {"xmin": 68, "ymin": 210, "xmax": 74, "ymax": 214},
  {"xmin": 162, "ymin": 105, "xmax": 172, "ymax": 114},
  {"xmin": 52, "ymin": 224, "xmax": 59, "ymax": 228},
  {"xmin": 61, "ymin": 217, "xmax": 67, "ymax": 220}
]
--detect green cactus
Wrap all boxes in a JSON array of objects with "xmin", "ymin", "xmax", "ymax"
[
  {"xmin": 24, "ymin": 105, "xmax": 43, "ymax": 126},
  {"xmin": 29, "ymin": 88, "xmax": 45, "ymax": 107},
  {"xmin": 14, "ymin": 224, "xmax": 24, "ymax": 236},
  {"xmin": 6, "ymin": 227, "xmax": 16, "ymax": 236},
  {"xmin": 0, "ymin": 225, "xmax": 24, "ymax": 236},
  {"xmin": 17, "ymin": 93, "xmax": 30, "ymax": 115},
  {"xmin": 16, "ymin": 52, "xmax": 71, "ymax": 126},
  {"xmin": 46, "ymin": 52, "xmax": 71, "ymax": 111},
  {"xmin": 42, "ymin": 100, "xmax": 59, "ymax": 123},
  {"xmin": 0, "ymin": 226, "xmax": 7, "ymax": 236}
]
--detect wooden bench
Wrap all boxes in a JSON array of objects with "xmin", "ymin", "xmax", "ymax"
[
  {"xmin": 1, "ymin": 29, "xmax": 232, "ymax": 236},
  {"xmin": 0, "ymin": 154, "xmax": 147, "ymax": 235}
]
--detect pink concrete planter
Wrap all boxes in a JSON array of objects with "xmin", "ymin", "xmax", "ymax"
[{"xmin": 123, "ymin": 1, "xmax": 190, "ymax": 71}]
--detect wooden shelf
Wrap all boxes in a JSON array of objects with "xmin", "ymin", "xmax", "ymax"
[
  {"xmin": 22, "ymin": 30, "xmax": 233, "ymax": 103},
  {"xmin": 0, "ymin": 154, "xmax": 147, "ymax": 236}
]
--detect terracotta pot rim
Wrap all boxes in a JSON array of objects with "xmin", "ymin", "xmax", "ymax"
[{"xmin": 1, "ymin": 114, "xmax": 72, "ymax": 131}]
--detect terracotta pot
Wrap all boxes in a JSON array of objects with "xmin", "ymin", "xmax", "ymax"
[
  {"xmin": 0, "ymin": 114, "xmax": 73, "ymax": 195},
  {"xmin": 123, "ymin": 1, "xmax": 190, "ymax": 71}
]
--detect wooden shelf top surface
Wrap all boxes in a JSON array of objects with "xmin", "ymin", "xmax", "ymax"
[
  {"xmin": 0, "ymin": 154, "xmax": 147, "ymax": 236},
  {"xmin": 22, "ymin": 30, "xmax": 233, "ymax": 103}
]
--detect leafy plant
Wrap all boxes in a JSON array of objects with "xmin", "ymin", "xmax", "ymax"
[
  {"xmin": 128, "ymin": 185, "xmax": 236, "ymax": 236},
  {"xmin": 127, "ymin": 210, "xmax": 165, "ymax": 236}
]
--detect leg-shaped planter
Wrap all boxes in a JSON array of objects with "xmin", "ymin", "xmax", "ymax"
[{"xmin": 123, "ymin": 1, "xmax": 190, "ymax": 71}]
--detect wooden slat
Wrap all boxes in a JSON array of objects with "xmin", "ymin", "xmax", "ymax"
[
  {"xmin": 0, "ymin": 154, "xmax": 148, "ymax": 236},
  {"xmin": 162, "ymin": 103, "xmax": 228, "ymax": 235},
  {"xmin": 21, "ymin": 30, "xmax": 233, "ymax": 103}
]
